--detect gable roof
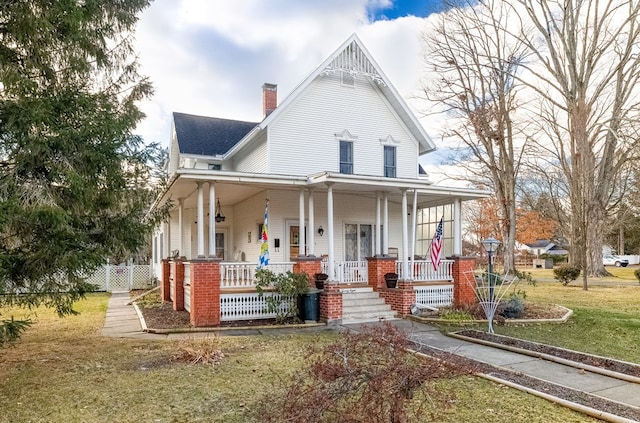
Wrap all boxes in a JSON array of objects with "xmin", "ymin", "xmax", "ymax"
[
  {"xmin": 226, "ymin": 33, "xmax": 437, "ymax": 159},
  {"xmin": 173, "ymin": 112, "xmax": 258, "ymax": 156}
]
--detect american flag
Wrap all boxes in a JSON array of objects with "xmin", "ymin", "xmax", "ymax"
[
  {"xmin": 257, "ymin": 200, "xmax": 270, "ymax": 269},
  {"xmin": 430, "ymin": 217, "xmax": 444, "ymax": 271}
]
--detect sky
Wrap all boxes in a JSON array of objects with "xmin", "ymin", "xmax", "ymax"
[{"xmin": 133, "ymin": 0, "xmax": 451, "ymax": 170}]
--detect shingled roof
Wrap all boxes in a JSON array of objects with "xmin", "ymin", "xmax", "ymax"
[{"xmin": 173, "ymin": 112, "xmax": 258, "ymax": 156}]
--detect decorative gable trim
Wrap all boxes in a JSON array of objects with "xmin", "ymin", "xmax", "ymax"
[
  {"xmin": 321, "ymin": 39, "xmax": 386, "ymax": 87},
  {"xmin": 334, "ymin": 129, "xmax": 358, "ymax": 142},
  {"xmin": 379, "ymin": 135, "xmax": 400, "ymax": 145}
]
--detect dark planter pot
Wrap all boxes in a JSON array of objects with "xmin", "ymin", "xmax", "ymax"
[
  {"xmin": 384, "ymin": 273, "xmax": 398, "ymax": 289},
  {"xmin": 314, "ymin": 273, "xmax": 329, "ymax": 290}
]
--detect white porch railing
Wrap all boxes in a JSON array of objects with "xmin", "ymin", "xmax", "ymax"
[
  {"xmin": 397, "ymin": 259, "xmax": 453, "ymax": 281},
  {"xmin": 220, "ymin": 262, "xmax": 295, "ymax": 289},
  {"xmin": 414, "ymin": 284, "xmax": 454, "ymax": 307},
  {"xmin": 321, "ymin": 260, "xmax": 368, "ymax": 283},
  {"xmin": 220, "ymin": 292, "xmax": 289, "ymax": 321}
]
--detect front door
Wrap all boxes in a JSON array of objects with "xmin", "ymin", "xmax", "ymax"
[
  {"xmin": 345, "ymin": 223, "xmax": 373, "ymax": 261},
  {"xmin": 287, "ymin": 222, "xmax": 307, "ymax": 259}
]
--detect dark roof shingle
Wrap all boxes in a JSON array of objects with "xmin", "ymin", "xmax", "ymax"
[{"xmin": 173, "ymin": 112, "xmax": 258, "ymax": 156}]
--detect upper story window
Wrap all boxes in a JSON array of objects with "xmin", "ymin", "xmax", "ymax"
[
  {"xmin": 208, "ymin": 163, "xmax": 222, "ymax": 170},
  {"xmin": 340, "ymin": 141, "xmax": 353, "ymax": 174},
  {"xmin": 384, "ymin": 145, "xmax": 396, "ymax": 177}
]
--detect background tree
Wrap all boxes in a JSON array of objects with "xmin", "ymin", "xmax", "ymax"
[
  {"xmin": 421, "ymin": 0, "xmax": 530, "ymax": 273},
  {"xmin": 511, "ymin": 0, "xmax": 640, "ymax": 287},
  {"xmin": 0, "ymin": 0, "xmax": 167, "ymax": 343},
  {"xmin": 515, "ymin": 209, "xmax": 556, "ymax": 245}
]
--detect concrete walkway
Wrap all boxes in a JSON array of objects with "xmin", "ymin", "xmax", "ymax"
[{"xmin": 103, "ymin": 292, "xmax": 640, "ymax": 420}]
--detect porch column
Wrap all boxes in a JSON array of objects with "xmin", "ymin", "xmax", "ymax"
[
  {"xmin": 177, "ymin": 199, "xmax": 183, "ymax": 257},
  {"xmin": 401, "ymin": 189, "xmax": 409, "ymax": 278},
  {"xmin": 375, "ymin": 192, "xmax": 381, "ymax": 256},
  {"xmin": 299, "ymin": 188, "xmax": 306, "ymax": 257},
  {"xmin": 308, "ymin": 189, "xmax": 315, "ymax": 257},
  {"xmin": 383, "ymin": 193, "xmax": 389, "ymax": 255},
  {"xmin": 410, "ymin": 190, "xmax": 418, "ymax": 279},
  {"xmin": 454, "ymin": 198, "xmax": 462, "ymax": 255},
  {"xmin": 327, "ymin": 183, "xmax": 335, "ymax": 279},
  {"xmin": 208, "ymin": 182, "xmax": 216, "ymax": 257},
  {"xmin": 197, "ymin": 181, "xmax": 205, "ymax": 258},
  {"xmin": 164, "ymin": 220, "xmax": 171, "ymax": 259}
]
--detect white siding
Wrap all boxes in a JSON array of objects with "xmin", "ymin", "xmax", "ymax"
[
  {"xmin": 168, "ymin": 128, "xmax": 180, "ymax": 175},
  {"xmin": 235, "ymin": 131, "xmax": 268, "ymax": 173},
  {"xmin": 268, "ymin": 74, "xmax": 419, "ymax": 178},
  {"xmin": 231, "ymin": 189, "xmax": 407, "ymax": 263}
]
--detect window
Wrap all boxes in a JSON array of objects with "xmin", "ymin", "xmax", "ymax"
[
  {"xmin": 208, "ymin": 163, "xmax": 222, "ymax": 170},
  {"xmin": 415, "ymin": 205, "xmax": 454, "ymax": 258},
  {"xmin": 345, "ymin": 223, "xmax": 374, "ymax": 261},
  {"xmin": 384, "ymin": 145, "xmax": 396, "ymax": 177},
  {"xmin": 340, "ymin": 141, "xmax": 353, "ymax": 174}
]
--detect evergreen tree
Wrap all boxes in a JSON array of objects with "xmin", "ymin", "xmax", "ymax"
[{"xmin": 0, "ymin": 0, "xmax": 167, "ymax": 343}]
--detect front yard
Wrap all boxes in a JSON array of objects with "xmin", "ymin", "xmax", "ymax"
[{"xmin": 3, "ymin": 283, "xmax": 636, "ymax": 421}]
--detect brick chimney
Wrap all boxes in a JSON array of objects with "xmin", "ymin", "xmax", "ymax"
[{"xmin": 262, "ymin": 83, "xmax": 277, "ymax": 118}]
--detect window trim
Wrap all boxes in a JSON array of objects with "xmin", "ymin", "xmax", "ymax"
[
  {"xmin": 339, "ymin": 140, "xmax": 353, "ymax": 174},
  {"xmin": 384, "ymin": 145, "xmax": 396, "ymax": 178}
]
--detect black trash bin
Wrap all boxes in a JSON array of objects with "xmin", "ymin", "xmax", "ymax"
[{"xmin": 298, "ymin": 289, "xmax": 320, "ymax": 322}]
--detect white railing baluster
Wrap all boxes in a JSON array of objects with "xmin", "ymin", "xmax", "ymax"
[
  {"xmin": 396, "ymin": 259, "xmax": 454, "ymax": 281},
  {"xmin": 219, "ymin": 262, "xmax": 295, "ymax": 289}
]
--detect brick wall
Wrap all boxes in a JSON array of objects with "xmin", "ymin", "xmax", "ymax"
[
  {"xmin": 293, "ymin": 257, "xmax": 323, "ymax": 289},
  {"xmin": 452, "ymin": 256, "xmax": 477, "ymax": 308},
  {"xmin": 367, "ymin": 256, "xmax": 397, "ymax": 291},
  {"xmin": 161, "ymin": 259, "xmax": 171, "ymax": 301},
  {"xmin": 172, "ymin": 260, "xmax": 185, "ymax": 311},
  {"xmin": 380, "ymin": 279, "xmax": 416, "ymax": 316},
  {"xmin": 320, "ymin": 283, "xmax": 342, "ymax": 324},
  {"xmin": 189, "ymin": 259, "xmax": 221, "ymax": 327}
]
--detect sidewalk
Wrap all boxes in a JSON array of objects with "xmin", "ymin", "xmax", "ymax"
[{"xmin": 103, "ymin": 292, "xmax": 640, "ymax": 420}]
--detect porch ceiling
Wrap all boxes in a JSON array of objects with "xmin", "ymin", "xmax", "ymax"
[{"xmin": 159, "ymin": 169, "xmax": 490, "ymax": 210}]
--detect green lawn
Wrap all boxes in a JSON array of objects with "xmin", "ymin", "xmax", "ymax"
[{"xmin": 0, "ymin": 292, "xmax": 606, "ymax": 422}]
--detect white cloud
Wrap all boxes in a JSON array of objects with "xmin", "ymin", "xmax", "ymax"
[{"xmin": 132, "ymin": 0, "xmax": 445, "ymax": 153}]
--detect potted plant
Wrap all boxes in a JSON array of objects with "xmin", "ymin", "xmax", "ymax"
[
  {"xmin": 314, "ymin": 272, "xmax": 329, "ymax": 289},
  {"xmin": 255, "ymin": 269, "xmax": 310, "ymax": 323},
  {"xmin": 384, "ymin": 272, "xmax": 398, "ymax": 289}
]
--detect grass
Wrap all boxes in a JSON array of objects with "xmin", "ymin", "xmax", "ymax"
[{"xmin": 0, "ymin": 292, "xmax": 605, "ymax": 422}]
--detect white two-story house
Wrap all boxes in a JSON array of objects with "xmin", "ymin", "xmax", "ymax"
[{"xmin": 149, "ymin": 34, "xmax": 488, "ymax": 324}]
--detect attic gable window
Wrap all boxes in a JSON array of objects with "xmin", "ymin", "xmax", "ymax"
[
  {"xmin": 341, "ymin": 72, "xmax": 355, "ymax": 87},
  {"xmin": 340, "ymin": 141, "xmax": 353, "ymax": 174}
]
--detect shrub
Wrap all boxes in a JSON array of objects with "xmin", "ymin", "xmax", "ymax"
[
  {"xmin": 513, "ymin": 269, "xmax": 536, "ymax": 286},
  {"xmin": 255, "ymin": 269, "xmax": 309, "ymax": 323},
  {"xmin": 500, "ymin": 294, "xmax": 525, "ymax": 318},
  {"xmin": 553, "ymin": 265, "xmax": 581, "ymax": 286},
  {"xmin": 0, "ymin": 316, "xmax": 32, "ymax": 347},
  {"xmin": 635, "ymin": 268, "xmax": 640, "ymax": 285}
]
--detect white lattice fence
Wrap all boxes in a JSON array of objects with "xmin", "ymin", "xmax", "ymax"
[
  {"xmin": 220, "ymin": 292, "xmax": 290, "ymax": 321},
  {"xmin": 83, "ymin": 263, "xmax": 154, "ymax": 292},
  {"xmin": 414, "ymin": 284, "xmax": 454, "ymax": 307}
]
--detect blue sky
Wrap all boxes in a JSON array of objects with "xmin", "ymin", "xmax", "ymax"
[
  {"xmin": 371, "ymin": 0, "xmax": 446, "ymax": 19},
  {"xmin": 133, "ymin": 1, "xmax": 454, "ymax": 178}
]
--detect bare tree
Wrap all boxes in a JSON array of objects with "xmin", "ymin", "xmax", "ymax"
[
  {"xmin": 510, "ymin": 0, "xmax": 640, "ymax": 286},
  {"xmin": 420, "ymin": 0, "xmax": 530, "ymax": 273}
]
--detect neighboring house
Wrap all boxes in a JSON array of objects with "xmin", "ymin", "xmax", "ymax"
[
  {"xmin": 149, "ymin": 34, "xmax": 489, "ymax": 326},
  {"xmin": 522, "ymin": 240, "xmax": 568, "ymax": 256}
]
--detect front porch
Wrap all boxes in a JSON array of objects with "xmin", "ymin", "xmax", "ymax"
[{"xmin": 162, "ymin": 256, "xmax": 476, "ymax": 326}]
